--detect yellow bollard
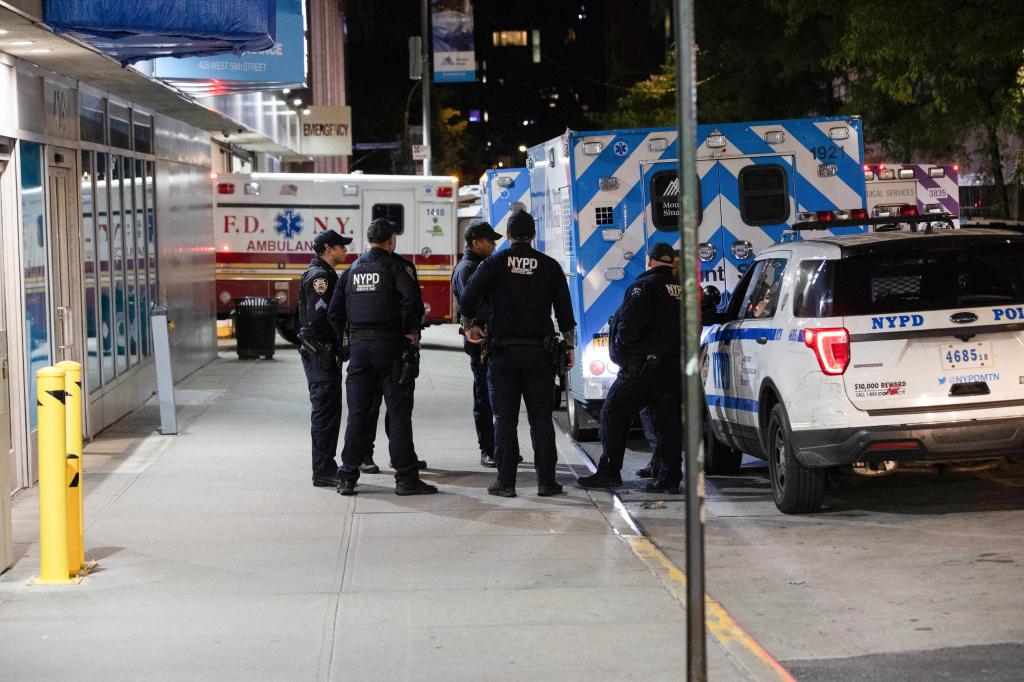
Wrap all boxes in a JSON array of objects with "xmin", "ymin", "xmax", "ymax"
[
  {"xmin": 56, "ymin": 360, "xmax": 87, "ymax": 576},
  {"xmin": 35, "ymin": 366, "xmax": 74, "ymax": 584}
]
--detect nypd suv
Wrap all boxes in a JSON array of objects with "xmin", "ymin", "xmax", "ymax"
[{"xmin": 701, "ymin": 226, "xmax": 1024, "ymax": 514}]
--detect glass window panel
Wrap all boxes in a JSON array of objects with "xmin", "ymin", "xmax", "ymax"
[
  {"xmin": 95, "ymin": 154, "xmax": 114, "ymax": 382},
  {"xmin": 133, "ymin": 112, "xmax": 153, "ymax": 154},
  {"xmin": 109, "ymin": 102, "xmax": 131, "ymax": 150},
  {"xmin": 135, "ymin": 160, "xmax": 150, "ymax": 356},
  {"xmin": 81, "ymin": 152, "xmax": 101, "ymax": 391},
  {"xmin": 122, "ymin": 157, "xmax": 139, "ymax": 367},
  {"xmin": 110, "ymin": 156, "xmax": 128, "ymax": 375},
  {"xmin": 21, "ymin": 142, "xmax": 49, "ymax": 430},
  {"xmin": 146, "ymin": 161, "xmax": 157, "ymax": 314},
  {"xmin": 80, "ymin": 92, "xmax": 105, "ymax": 145}
]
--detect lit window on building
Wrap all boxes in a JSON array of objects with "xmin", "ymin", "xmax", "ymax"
[{"xmin": 492, "ymin": 30, "xmax": 528, "ymax": 47}]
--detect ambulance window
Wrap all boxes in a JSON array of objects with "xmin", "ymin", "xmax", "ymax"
[
  {"xmin": 738, "ymin": 164, "xmax": 789, "ymax": 225},
  {"xmin": 371, "ymin": 203, "xmax": 405, "ymax": 235},
  {"xmin": 650, "ymin": 170, "xmax": 701, "ymax": 230}
]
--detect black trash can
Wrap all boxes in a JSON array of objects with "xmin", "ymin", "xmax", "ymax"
[{"xmin": 233, "ymin": 297, "xmax": 277, "ymax": 359}]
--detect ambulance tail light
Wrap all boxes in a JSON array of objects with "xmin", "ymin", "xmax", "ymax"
[
  {"xmin": 217, "ymin": 183, "xmax": 236, "ymax": 195},
  {"xmin": 803, "ymin": 327, "xmax": 850, "ymax": 375},
  {"xmin": 436, "ymin": 186, "xmax": 454, "ymax": 198},
  {"xmin": 898, "ymin": 169, "xmax": 915, "ymax": 179}
]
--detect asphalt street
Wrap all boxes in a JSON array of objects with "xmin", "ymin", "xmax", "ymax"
[{"xmin": 558, "ymin": 413, "xmax": 1024, "ymax": 681}]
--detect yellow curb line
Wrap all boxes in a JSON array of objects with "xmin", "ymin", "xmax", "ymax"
[{"xmin": 622, "ymin": 535, "xmax": 795, "ymax": 681}]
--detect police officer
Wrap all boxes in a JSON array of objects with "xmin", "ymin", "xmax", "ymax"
[
  {"xmin": 452, "ymin": 220, "xmax": 502, "ymax": 467},
  {"xmin": 578, "ymin": 242, "xmax": 684, "ymax": 493},
  {"xmin": 328, "ymin": 218, "xmax": 438, "ymax": 496},
  {"xmin": 460, "ymin": 210, "xmax": 576, "ymax": 497},
  {"xmin": 299, "ymin": 229, "xmax": 352, "ymax": 488}
]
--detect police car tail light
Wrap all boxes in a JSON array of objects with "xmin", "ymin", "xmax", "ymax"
[
  {"xmin": 436, "ymin": 186, "xmax": 454, "ymax": 198},
  {"xmin": 803, "ymin": 327, "xmax": 850, "ymax": 375},
  {"xmin": 589, "ymin": 360, "xmax": 606, "ymax": 376}
]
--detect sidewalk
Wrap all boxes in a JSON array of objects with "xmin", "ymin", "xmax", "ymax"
[{"xmin": 0, "ymin": 326, "xmax": 743, "ymax": 681}]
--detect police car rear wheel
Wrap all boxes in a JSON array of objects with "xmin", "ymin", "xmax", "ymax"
[
  {"xmin": 767, "ymin": 404, "xmax": 824, "ymax": 514},
  {"xmin": 703, "ymin": 410, "xmax": 742, "ymax": 475}
]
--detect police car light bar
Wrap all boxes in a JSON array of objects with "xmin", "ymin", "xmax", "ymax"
[{"xmin": 792, "ymin": 212, "xmax": 955, "ymax": 231}]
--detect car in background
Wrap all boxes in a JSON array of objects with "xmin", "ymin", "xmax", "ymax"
[{"xmin": 960, "ymin": 217, "xmax": 1024, "ymax": 233}]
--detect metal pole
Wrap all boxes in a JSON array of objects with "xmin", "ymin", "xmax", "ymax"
[
  {"xmin": 36, "ymin": 366, "xmax": 71, "ymax": 584},
  {"xmin": 421, "ymin": 0, "xmax": 432, "ymax": 176},
  {"xmin": 55, "ymin": 360, "xmax": 85, "ymax": 576},
  {"xmin": 675, "ymin": 1, "xmax": 706, "ymax": 679}
]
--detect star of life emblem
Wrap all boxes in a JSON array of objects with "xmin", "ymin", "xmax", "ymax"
[{"xmin": 275, "ymin": 209, "xmax": 303, "ymax": 238}]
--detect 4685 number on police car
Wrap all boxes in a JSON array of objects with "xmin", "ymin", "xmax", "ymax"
[{"xmin": 941, "ymin": 341, "xmax": 991, "ymax": 370}]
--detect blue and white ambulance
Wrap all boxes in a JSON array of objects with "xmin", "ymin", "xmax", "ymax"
[
  {"xmin": 479, "ymin": 167, "xmax": 531, "ymax": 251},
  {"xmin": 527, "ymin": 117, "xmax": 870, "ymax": 437}
]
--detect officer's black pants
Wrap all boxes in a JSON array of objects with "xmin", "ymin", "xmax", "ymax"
[
  {"xmin": 339, "ymin": 339, "xmax": 418, "ymax": 484},
  {"xmin": 466, "ymin": 341, "xmax": 495, "ymax": 457},
  {"xmin": 363, "ymin": 388, "xmax": 415, "ymax": 463},
  {"xmin": 488, "ymin": 345, "xmax": 557, "ymax": 488},
  {"xmin": 300, "ymin": 349, "xmax": 341, "ymax": 478},
  {"xmin": 639, "ymin": 407, "xmax": 661, "ymax": 475},
  {"xmin": 598, "ymin": 360, "xmax": 683, "ymax": 485}
]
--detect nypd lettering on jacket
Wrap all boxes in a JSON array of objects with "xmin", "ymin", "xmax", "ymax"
[
  {"xmin": 665, "ymin": 283, "xmax": 682, "ymax": 299},
  {"xmin": 871, "ymin": 314, "xmax": 924, "ymax": 329},
  {"xmin": 508, "ymin": 256, "xmax": 538, "ymax": 275},
  {"xmin": 352, "ymin": 272, "xmax": 381, "ymax": 292}
]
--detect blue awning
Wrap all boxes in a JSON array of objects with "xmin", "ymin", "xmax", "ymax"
[{"xmin": 45, "ymin": 0, "xmax": 276, "ymax": 65}]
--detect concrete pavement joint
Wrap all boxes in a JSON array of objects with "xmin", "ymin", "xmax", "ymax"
[{"xmin": 553, "ymin": 421, "xmax": 795, "ymax": 682}]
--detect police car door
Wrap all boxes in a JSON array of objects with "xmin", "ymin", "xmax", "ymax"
[
  {"xmin": 363, "ymin": 190, "xmax": 415, "ymax": 255},
  {"xmin": 641, "ymin": 160, "xmax": 726, "ymax": 309},
  {"xmin": 728, "ymin": 254, "xmax": 790, "ymax": 443}
]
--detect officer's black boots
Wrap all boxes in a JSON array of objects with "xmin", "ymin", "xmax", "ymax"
[
  {"xmin": 313, "ymin": 471, "xmax": 343, "ymax": 488},
  {"xmin": 487, "ymin": 481, "xmax": 517, "ymax": 498},
  {"xmin": 359, "ymin": 461, "xmax": 381, "ymax": 474},
  {"xmin": 644, "ymin": 480, "xmax": 681, "ymax": 494},
  {"xmin": 576, "ymin": 470, "xmax": 623, "ymax": 489},
  {"xmin": 395, "ymin": 479, "xmax": 439, "ymax": 496},
  {"xmin": 417, "ymin": 458, "xmax": 428, "ymax": 470},
  {"xmin": 537, "ymin": 482, "xmax": 564, "ymax": 497},
  {"xmin": 337, "ymin": 479, "xmax": 357, "ymax": 496},
  {"xmin": 480, "ymin": 452, "xmax": 496, "ymax": 467}
]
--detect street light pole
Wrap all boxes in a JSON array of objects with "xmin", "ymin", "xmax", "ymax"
[
  {"xmin": 674, "ymin": 0, "xmax": 706, "ymax": 680},
  {"xmin": 421, "ymin": 0, "xmax": 432, "ymax": 176}
]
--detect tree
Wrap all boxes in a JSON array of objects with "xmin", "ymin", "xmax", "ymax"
[{"xmin": 780, "ymin": 0, "xmax": 1024, "ymax": 216}]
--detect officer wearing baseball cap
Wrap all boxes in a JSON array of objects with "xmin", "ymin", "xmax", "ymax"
[
  {"xmin": 578, "ymin": 241, "xmax": 684, "ymax": 493},
  {"xmin": 452, "ymin": 220, "xmax": 503, "ymax": 467},
  {"xmin": 299, "ymin": 229, "xmax": 353, "ymax": 488},
  {"xmin": 459, "ymin": 210, "xmax": 576, "ymax": 497},
  {"xmin": 328, "ymin": 218, "xmax": 437, "ymax": 496}
]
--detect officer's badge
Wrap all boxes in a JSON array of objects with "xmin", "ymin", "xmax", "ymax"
[
  {"xmin": 313, "ymin": 277, "xmax": 329, "ymax": 295},
  {"xmin": 631, "ymin": 286, "xmax": 643, "ymax": 297}
]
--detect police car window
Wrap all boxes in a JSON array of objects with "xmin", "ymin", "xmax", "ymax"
[
  {"xmin": 738, "ymin": 165, "xmax": 789, "ymax": 226},
  {"xmin": 833, "ymin": 240, "xmax": 1024, "ymax": 315},
  {"xmin": 650, "ymin": 170, "xmax": 701, "ymax": 230},
  {"xmin": 371, "ymin": 203, "xmax": 405, "ymax": 235},
  {"xmin": 739, "ymin": 258, "xmax": 788, "ymax": 320},
  {"xmin": 792, "ymin": 259, "xmax": 837, "ymax": 318},
  {"xmin": 724, "ymin": 262, "xmax": 760, "ymax": 322}
]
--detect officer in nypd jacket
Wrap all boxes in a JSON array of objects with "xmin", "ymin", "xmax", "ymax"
[
  {"xmin": 327, "ymin": 218, "xmax": 437, "ymax": 496},
  {"xmin": 460, "ymin": 210, "xmax": 576, "ymax": 498},
  {"xmin": 298, "ymin": 229, "xmax": 352, "ymax": 488},
  {"xmin": 577, "ymin": 242, "xmax": 684, "ymax": 493}
]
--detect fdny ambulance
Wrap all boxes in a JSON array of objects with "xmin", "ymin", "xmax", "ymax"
[
  {"xmin": 214, "ymin": 172, "xmax": 459, "ymax": 343},
  {"xmin": 528, "ymin": 117, "xmax": 871, "ymax": 438},
  {"xmin": 864, "ymin": 163, "xmax": 960, "ymax": 228}
]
